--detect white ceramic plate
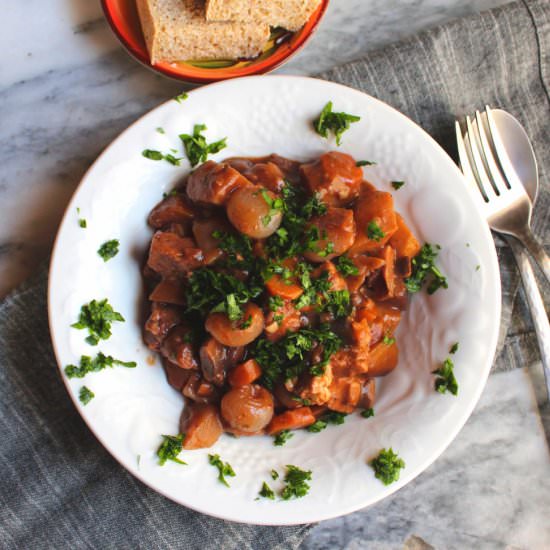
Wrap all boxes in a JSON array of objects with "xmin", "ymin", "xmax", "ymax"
[{"xmin": 48, "ymin": 76, "xmax": 500, "ymax": 525}]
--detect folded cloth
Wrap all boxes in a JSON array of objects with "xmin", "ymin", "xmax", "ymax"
[
  {"xmin": 319, "ymin": 0, "xmax": 549, "ymax": 373},
  {"xmin": 1, "ymin": 1, "xmax": 548, "ymax": 549}
]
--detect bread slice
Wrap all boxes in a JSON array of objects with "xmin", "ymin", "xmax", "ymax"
[
  {"xmin": 205, "ymin": 0, "xmax": 322, "ymax": 31},
  {"xmin": 136, "ymin": 0, "xmax": 270, "ymax": 64}
]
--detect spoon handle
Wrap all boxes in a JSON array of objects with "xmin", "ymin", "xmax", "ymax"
[
  {"xmin": 518, "ymin": 228, "xmax": 550, "ymax": 284},
  {"xmin": 507, "ymin": 236, "xmax": 550, "ymax": 401}
]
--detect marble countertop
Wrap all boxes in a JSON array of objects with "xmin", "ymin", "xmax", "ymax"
[{"xmin": 2, "ymin": 1, "xmax": 549, "ymax": 548}]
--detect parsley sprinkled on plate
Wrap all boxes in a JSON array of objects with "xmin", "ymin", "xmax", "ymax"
[
  {"xmin": 157, "ymin": 434, "xmax": 186, "ymax": 466},
  {"xmin": 361, "ymin": 408, "xmax": 374, "ymax": 418},
  {"xmin": 258, "ymin": 482, "xmax": 276, "ymax": 500},
  {"xmin": 71, "ymin": 298, "xmax": 125, "ymax": 345},
  {"xmin": 356, "ymin": 160, "xmax": 376, "ymax": 167},
  {"xmin": 97, "ymin": 239, "xmax": 119, "ymax": 262},
  {"xmin": 405, "ymin": 243, "xmax": 448, "ymax": 295},
  {"xmin": 433, "ymin": 358, "xmax": 458, "ymax": 395},
  {"xmin": 449, "ymin": 342, "xmax": 459, "ymax": 354},
  {"xmin": 64, "ymin": 352, "xmax": 136, "ymax": 378},
  {"xmin": 271, "ymin": 469, "xmax": 279, "ymax": 480},
  {"xmin": 367, "ymin": 220, "xmax": 385, "ymax": 242},
  {"xmin": 76, "ymin": 208, "xmax": 87, "ymax": 228},
  {"xmin": 79, "ymin": 386, "xmax": 95, "ymax": 405},
  {"xmin": 156, "ymin": 127, "xmax": 165, "ymax": 134},
  {"xmin": 313, "ymin": 101, "xmax": 360, "ymax": 146},
  {"xmin": 369, "ymin": 448, "xmax": 405, "ymax": 485},
  {"xmin": 391, "ymin": 180, "xmax": 405, "ymax": 190},
  {"xmin": 179, "ymin": 124, "xmax": 227, "ymax": 167},
  {"xmin": 273, "ymin": 430, "xmax": 294, "ymax": 447},
  {"xmin": 208, "ymin": 454, "xmax": 236, "ymax": 487},
  {"xmin": 307, "ymin": 411, "xmax": 347, "ymax": 433},
  {"xmin": 281, "ymin": 465, "xmax": 312, "ymax": 500},
  {"xmin": 174, "ymin": 92, "xmax": 189, "ymax": 103},
  {"xmin": 142, "ymin": 149, "xmax": 183, "ymax": 166}
]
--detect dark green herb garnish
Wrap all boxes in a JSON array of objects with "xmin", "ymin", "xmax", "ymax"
[
  {"xmin": 268, "ymin": 295, "xmax": 284, "ymax": 311},
  {"xmin": 142, "ymin": 149, "xmax": 183, "ymax": 166},
  {"xmin": 433, "ymin": 358, "xmax": 458, "ymax": 395},
  {"xmin": 313, "ymin": 101, "xmax": 360, "ymax": 146},
  {"xmin": 258, "ymin": 482, "xmax": 276, "ymax": 500},
  {"xmin": 208, "ymin": 454, "xmax": 236, "ymax": 487},
  {"xmin": 281, "ymin": 465, "xmax": 312, "ymax": 500},
  {"xmin": 449, "ymin": 342, "xmax": 459, "ymax": 354},
  {"xmin": 97, "ymin": 239, "xmax": 120, "ymax": 262},
  {"xmin": 382, "ymin": 334, "xmax": 396, "ymax": 346},
  {"xmin": 271, "ymin": 469, "xmax": 279, "ymax": 480},
  {"xmin": 71, "ymin": 299, "xmax": 125, "ymax": 345},
  {"xmin": 307, "ymin": 411, "xmax": 347, "ymax": 433},
  {"xmin": 179, "ymin": 124, "xmax": 227, "ymax": 167},
  {"xmin": 212, "ymin": 230, "xmax": 255, "ymax": 270},
  {"xmin": 335, "ymin": 255, "xmax": 359, "ymax": 276},
  {"xmin": 356, "ymin": 160, "xmax": 376, "ymax": 167},
  {"xmin": 259, "ymin": 189, "xmax": 284, "ymax": 226},
  {"xmin": 405, "ymin": 243, "xmax": 448, "ymax": 295},
  {"xmin": 174, "ymin": 92, "xmax": 189, "ymax": 103},
  {"xmin": 391, "ymin": 180, "xmax": 405, "ymax": 190},
  {"xmin": 157, "ymin": 434, "xmax": 186, "ymax": 466},
  {"xmin": 156, "ymin": 127, "xmax": 165, "ymax": 134},
  {"xmin": 79, "ymin": 386, "xmax": 95, "ymax": 405},
  {"xmin": 369, "ymin": 448, "xmax": 405, "ymax": 485},
  {"xmin": 361, "ymin": 408, "xmax": 374, "ymax": 418},
  {"xmin": 273, "ymin": 430, "xmax": 294, "ymax": 447},
  {"xmin": 307, "ymin": 419, "xmax": 328, "ymax": 433},
  {"xmin": 77, "ymin": 208, "xmax": 87, "ymax": 228},
  {"xmin": 64, "ymin": 352, "xmax": 137, "ymax": 378},
  {"xmin": 253, "ymin": 325, "xmax": 342, "ymax": 389},
  {"xmin": 367, "ymin": 220, "xmax": 385, "ymax": 242}
]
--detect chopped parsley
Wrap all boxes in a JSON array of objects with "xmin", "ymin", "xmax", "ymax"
[
  {"xmin": 307, "ymin": 411, "xmax": 347, "ymax": 433},
  {"xmin": 253, "ymin": 325, "xmax": 342, "ymax": 389},
  {"xmin": 156, "ymin": 127, "xmax": 165, "ymax": 134},
  {"xmin": 97, "ymin": 239, "xmax": 120, "ymax": 262},
  {"xmin": 369, "ymin": 448, "xmax": 405, "ymax": 485},
  {"xmin": 361, "ymin": 408, "xmax": 374, "ymax": 418},
  {"xmin": 258, "ymin": 189, "xmax": 284, "ymax": 226},
  {"xmin": 271, "ymin": 469, "xmax": 279, "ymax": 480},
  {"xmin": 77, "ymin": 208, "xmax": 87, "ymax": 228},
  {"xmin": 179, "ymin": 124, "xmax": 227, "ymax": 167},
  {"xmin": 335, "ymin": 255, "xmax": 359, "ymax": 276},
  {"xmin": 273, "ymin": 430, "xmax": 294, "ymax": 447},
  {"xmin": 79, "ymin": 386, "xmax": 95, "ymax": 405},
  {"xmin": 449, "ymin": 342, "xmax": 459, "ymax": 354},
  {"xmin": 268, "ymin": 295, "xmax": 284, "ymax": 312},
  {"xmin": 281, "ymin": 465, "xmax": 312, "ymax": 500},
  {"xmin": 433, "ymin": 358, "xmax": 458, "ymax": 395},
  {"xmin": 174, "ymin": 92, "xmax": 189, "ymax": 103},
  {"xmin": 367, "ymin": 220, "xmax": 385, "ymax": 242},
  {"xmin": 356, "ymin": 160, "xmax": 376, "ymax": 167},
  {"xmin": 258, "ymin": 482, "xmax": 276, "ymax": 500},
  {"xmin": 212, "ymin": 230, "xmax": 255, "ymax": 270},
  {"xmin": 383, "ymin": 334, "xmax": 396, "ymax": 346},
  {"xmin": 71, "ymin": 299, "xmax": 125, "ymax": 345},
  {"xmin": 142, "ymin": 149, "xmax": 183, "ymax": 166},
  {"xmin": 64, "ymin": 352, "xmax": 137, "ymax": 378},
  {"xmin": 313, "ymin": 101, "xmax": 360, "ymax": 146},
  {"xmin": 391, "ymin": 180, "xmax": 405, "ymax": 190},
  {"xmin": 208, "ymin": 454, "xmax": 236, "ymax": 487},
  {"xmin": 157, "ymin": 434, "xmax": 186, "ymax": 466},
  {"xmin": 405, "ymin": 243, "xmax": 448, "ymax": 295}
]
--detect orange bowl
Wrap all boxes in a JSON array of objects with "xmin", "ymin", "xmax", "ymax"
[{"xmin": 101, "ymin": 0, "xmax": 329, "ymax": 83}]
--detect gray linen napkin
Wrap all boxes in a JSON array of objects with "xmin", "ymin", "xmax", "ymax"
[{"xmin": 1, "ymin": 1, "xmax": 548, "ymax": 549}]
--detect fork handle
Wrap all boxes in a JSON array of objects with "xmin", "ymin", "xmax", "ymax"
[
  {"xmin": 517, "ymin": 228, "xmax": 550, "ymax": 284},
  {"xmin": 507, "ymin": 236, "xmax": 550, "ymax": 401}
]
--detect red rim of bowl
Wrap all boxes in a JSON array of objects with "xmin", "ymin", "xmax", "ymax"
[{"xmin": 100, "ymin": 0, "xmax": 330, "ymax": 83}]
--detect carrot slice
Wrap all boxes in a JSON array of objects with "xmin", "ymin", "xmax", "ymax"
[
  {"xmin": 266, "ymin": 407, "xmax": 315, "ymax": 435},
  {"xmin": 265, "ymin": 258, "xmax": 303, "ymax": 300},
  {"xmin": 227, "ymin": 359, "xmax": 262, "ymax": 387}
]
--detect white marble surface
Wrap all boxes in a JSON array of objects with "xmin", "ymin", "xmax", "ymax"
[{"xmin": 3, "ymin": 1, "xmax": 549, "ymax": 548}]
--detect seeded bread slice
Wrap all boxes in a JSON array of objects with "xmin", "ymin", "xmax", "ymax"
[
  {"xmin": 136, "ymin": 0, "xmax": 270, "ymax": 64},
  {"xmin": 205, "ymin": 0, "xmax": 322, "ymax": 31}
]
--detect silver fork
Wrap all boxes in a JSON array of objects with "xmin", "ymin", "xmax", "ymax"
[{"xmin": 455, "ymin": 107, "xmax": 550, "ymax": 400}]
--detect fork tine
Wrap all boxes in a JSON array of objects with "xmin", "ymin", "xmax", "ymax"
[
  {"xmin": 474, "ymin": 110, "xmax": 510, "ymax": 195},
  {"xmin": 465, "ymin": 115, "xmax": 499, "ymax": 201},
  {"xmin": 485, "ymin": 106, "xmax": 522, "ymax": 192},
  {"xmin": 455, "ymin": 120, "xmax": 485, "ymax": 201}
]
